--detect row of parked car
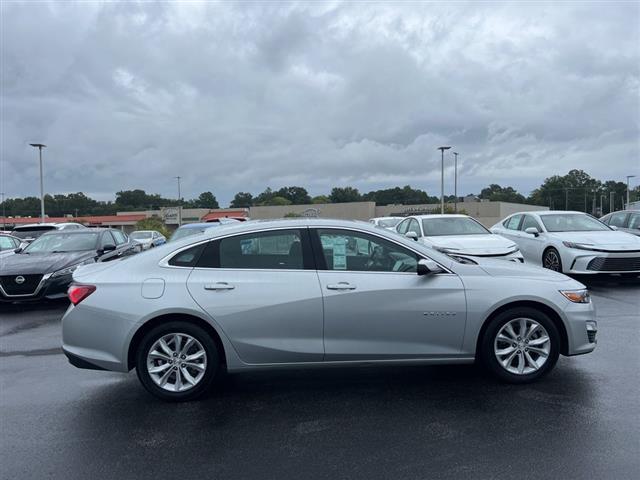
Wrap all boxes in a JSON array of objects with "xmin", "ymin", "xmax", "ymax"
[
  {"xmin": 370, "ymin": 209, "xmax": 640, "ymax": 275},
  {"xmin": 0, "ymin": 218, "xmax": 242, "ymax": 303}
]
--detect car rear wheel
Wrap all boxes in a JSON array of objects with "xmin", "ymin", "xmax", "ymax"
[
  {"xmin": 480, "ymin": 307, "xmax": 560, "ymax": 383},
  {"xmin": 543, "ymin": 247, "xmax": 563, "ymax": 272},
  {"xmin": 135, "ymin": 322, "xmax": 219, "ymax": 402}
]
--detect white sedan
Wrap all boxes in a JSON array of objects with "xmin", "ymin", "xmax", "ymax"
[
  {"xmin": 491, "ymin": 210, "xmax": 640, "ymax": 275},
  {"xmin": 395, "ymin": 214, "xmax": 523, "ymax": 263},
  {"xmin": 368, "ymin": 216, "xmax": 402, "ymax": 231}
]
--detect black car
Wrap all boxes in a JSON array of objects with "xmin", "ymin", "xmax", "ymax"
[{"xmin": 0, "ymin": 228, "xmax": 137, "ymax": 302}]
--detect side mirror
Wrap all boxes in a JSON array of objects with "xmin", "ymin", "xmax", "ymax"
[
  {"xmin": 405, "ymin": 231, "xmax": 419, "ymax": 241},
  {"xmin": 610, "ymin": 225, "xmax": 618, "ymax": 231},
  {"xmin": 417, "ymin": 259, "xmax": 444, "ymax": 276},
  {"xmin": 98, "ymin": 244, "xmax": 116, "ymax": 255},
  {"xmin": 524, "ymin": 227, "xmax": 540, "ymax": 237}
]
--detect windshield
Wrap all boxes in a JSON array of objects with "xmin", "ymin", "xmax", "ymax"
[
  {"xmin": 541, "ymin": 214, "xmax": 610, "ymax": 232},
  {"xmin": 378, "ymin": 218, "xmax": 401, "ymax": 228},
  {"xmin": 422, "ymin": 217, "xmax": 490, "ymax": 236},
  {"xmin": 170, "ymin": 227, "xmax": 206, "ymax": 242},
  {"xmin": 12, "ymin": 227, "xmax": 55, "ymax": 239},
  {"xmin": 131, "ymin": 232, "xmax": 152, "ymax": 239},
  {"xmin": 24, "ymin": 232, "xmax": 99, "ymax": 253}
]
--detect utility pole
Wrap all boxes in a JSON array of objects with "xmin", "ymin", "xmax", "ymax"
[
  {"xmin": 0, "ymin": 192, "xmax": 5, "ymax": 230},
  {"xmin": 437, "ymin": 146, "xmax": 451, "ymax": 214},
  {"xmin": 174, "ymin": 176, "xmax": 182, "ymax": 226},
  {"xmin": 609, "ymin": 191, "xmax": 614, "ymax": 214},
  {"xmin": 453, "ymin": 152, "xmax": 459, "ymax": 213},
  {"xmin": 584, "ymin": 189, "xmax": 587, "ymax": 213},
  {"xmin": 564, "ymin": 188, "xmax": 569, "ymax": 210},
  {"xmin": 29, "ymin": 143, "xmax": 47, "ymax": 222},
  {"xmin": 600, "ymin": 195, "xmax": 605, "ymax": 216},
  {"xmin": 626, "ymin": 175, "xmax": 636, "ymax": 208}
]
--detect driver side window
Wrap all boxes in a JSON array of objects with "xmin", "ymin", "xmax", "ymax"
[
  {"xmin": 396, "ymin": 219, "xmax": 410, "ymax": 234},
  {"xmin": 316, "ymin": 229, "xmax": 418, "ymax": 273}
]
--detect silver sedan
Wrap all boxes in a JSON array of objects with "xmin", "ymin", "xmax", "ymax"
[{"xmin": 62, "ymin": 219, "xmax": 597, "ymax": 401}]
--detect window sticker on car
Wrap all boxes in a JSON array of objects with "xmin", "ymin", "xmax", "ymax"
[{"xmin": 333, "ymin": 237, "xmax": 347, "ymax": 270}]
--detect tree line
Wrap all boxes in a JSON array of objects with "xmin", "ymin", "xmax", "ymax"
[{"xmin": 1, "ymin": 170, "xmax": 637, "ymax": 218}]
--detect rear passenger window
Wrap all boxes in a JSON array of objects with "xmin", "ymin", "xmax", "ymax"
[
  {"xmin": 608, "ymin": 212, "xmax": 628, "ymax": 228},
  {"xmin": 218, "ymin": 230, "xmax": 306, "ymax": 270},
  {"xmin": 169, "ymin": 244, "xmax": 205, "ymax": 267}
]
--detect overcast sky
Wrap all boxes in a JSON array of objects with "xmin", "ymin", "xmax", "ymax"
[{"xmin": 1, "ymin": 1, "xmax": 638, "ymax": 205}]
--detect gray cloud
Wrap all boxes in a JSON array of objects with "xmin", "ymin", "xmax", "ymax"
[{"xmin": 1, "ymin": 1, "xmax": 638, "ymax": 204}]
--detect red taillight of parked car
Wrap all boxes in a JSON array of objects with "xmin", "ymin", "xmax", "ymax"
[{"xmin": 68, "ymin": 284, "xmax": 96, "ymax": 306}]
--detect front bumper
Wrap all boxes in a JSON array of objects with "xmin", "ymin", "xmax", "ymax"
[
  {"xmin": 563, "ymin": 300, "xmax": 597, "ymax": 356},
  {"xmin": 565, "ymin": 250, "xmax": 640, "ymax": 274}
]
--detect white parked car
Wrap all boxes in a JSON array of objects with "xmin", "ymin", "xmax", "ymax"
[
  {"xmin": 396, "ymin": 214, "xmax": 523, "ymax": 263},
  {"xmin": 369, "ymin": 216, "xmax": 403, "ymax": 231},
  {"xmin": 130, "ymin": 230, "xmax": 166, "ymax": 250},
  {"xmin": 491, "ymin": 211, "xmax": 640, "ymax": 275}
]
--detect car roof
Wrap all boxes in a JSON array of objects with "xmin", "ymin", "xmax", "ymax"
[
  {"xmin": 39, "ymin": 228, "xmax": 109, "ymax": 235},
  {"xmin": 177, "ymin": 222, "xmax": 216, "ymax": 229},
  {"xmin": 411, "ymin": 214, "xmax": 470, "ymax": 219}
]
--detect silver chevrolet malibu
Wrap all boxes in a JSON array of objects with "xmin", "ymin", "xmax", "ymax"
[{"xmin": 62, "ymin": 219, "xmax": 597, "ymax": 402}]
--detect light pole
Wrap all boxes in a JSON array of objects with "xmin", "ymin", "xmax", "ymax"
[
  {"xmin": 626, "ymin": 175, "xmax": 636, "ymax": 208},
  {"xmin": 0, "ymin": 192, "xmax": 5, "ymax": 230},
  {"xmin": 453, "ymin": 152, "xmax": 459, "ymax": 213},
  {"xmin": 174, "ymin": 176, "xmax": 182, "ymax": 226},
  {"xmin": 29, "ymin": 143, "xmax": 47, "ymax": 222},
  {"xmin": 437, "ymin": 146, "xmax": 451, "ymax": 214},
  {"xmin": 609, "ymin": 191, "xmax": 614, "ymax": 214}
]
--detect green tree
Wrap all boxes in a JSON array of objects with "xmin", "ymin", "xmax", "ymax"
[
  {"xmin": 329, "ymin": 187, "xmax": 362, "ymax": 203},
  {"xmin": 230, "ymin": 192, "xmax": 253, "ymax": 208},
  {"xmin": 363, "ymin": 185, "xmax": 436, "ymax": 205},
  {"xmin": 311, "ymin": 195, "xmax": 329, "ymax": 204},
  {"xmin": 264, "ymin": 196, "xmax": 292, "ymax": 206},
  {"xmin": 479, "ymin": 184, "xmax": 526, "ymax": 203},
  {"xmin": 186, "ymin": 192, "xmax": 219, "ymax": 209},
  {"xmin": 253, "ymin": 188, "xmax": 276, "ymax": 206},
  {"xmin": 527, "ymin": 170, "xmax": 601, "ymax": 212},
  {"xmin": 276, "ymin": 186, "xmax": 311, "ymax": 205}
]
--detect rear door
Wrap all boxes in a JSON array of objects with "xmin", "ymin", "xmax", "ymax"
[
  {"xmin": 186, "ymin": 228, "xmax": 324, "ymax": 364},
  {"xmin": 312, "ymin": 227, "xmax": 467, "ymax": 360}
]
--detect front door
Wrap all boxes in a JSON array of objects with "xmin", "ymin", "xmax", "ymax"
[
  {"xmin": 312, "ymin": 228, "xmax": 467, "ymax": 360},
  {"xmin": 186, "ymin": 228, "xmax": 324, "ymax": 364}
]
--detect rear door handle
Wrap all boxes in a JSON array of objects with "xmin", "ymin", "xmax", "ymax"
[
  {"xmin": 326, "ymin": 282, "xmax": 356, "ymax": 291},
  {"xmin": 204, "ymin": 282, "xmax": 235, "ymax": 291}
]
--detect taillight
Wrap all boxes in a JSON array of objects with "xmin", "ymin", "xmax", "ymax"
[{"xmin": 68, "ymin": 284, "xmax": 96, "ymax": 306}]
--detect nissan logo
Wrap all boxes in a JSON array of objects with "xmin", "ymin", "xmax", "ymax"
[{"xmin": 15, "ymin": 276, "xmax": 25, "ymax": 285}]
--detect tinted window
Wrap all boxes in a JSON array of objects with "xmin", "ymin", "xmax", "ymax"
[
  {"xmin": 169, "ymin": 243, "xmax": 205, "ymax": 267},
  {"xmin": 12, "ymin": 226, "xmax": 55, "ymax": 239},
  {"xmin": 219, "ymin": 230, "xmax": 305, "ymax": 270},
  {"xmin": 520, "ymin": 215, "xmax": 542, "ymax": 232},
  {"xmin": 607, "ymin": 212, "xmax": 628, "ymax": 228},
  {"xmin": 100, "ymin": 231, "xmax": 116, "ymax": 249},
  {"xmin": 504, "ymin": 215, "xmax": 522, "ymax": 230},
  {"xmin": 317, "ymin": 229, "xmax": 418, "ymax": 273},
  {"xmin": 628, "ymin": 214, "xmax": 640, "ymax": 230},
  {"xmin": 112, "ymin": 230, "xmax": 127, "ymax": 245}
]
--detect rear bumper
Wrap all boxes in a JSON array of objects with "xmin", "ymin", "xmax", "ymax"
[{"xmin": 63, "ymin": 348, "xmax": 108, "ymax": 371}]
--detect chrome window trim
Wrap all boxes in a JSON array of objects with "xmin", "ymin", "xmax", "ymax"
[
  {"xmin": 159, "ymin": 225, "xmax": 454, "ymax": 274},
  {"xmin": 0, "ymin": 272, "xmax": 53, "ymax": 298}
]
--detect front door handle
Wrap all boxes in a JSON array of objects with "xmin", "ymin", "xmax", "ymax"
[
  {"xmin": 204, "ymin": 282, "xmax": 235, "ymax": 291},
  {"xmin": 326, "ymin": 282, "xmax": 356, "ymax": 291}
]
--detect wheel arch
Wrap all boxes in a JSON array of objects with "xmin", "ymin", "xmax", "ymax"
[
  {"xmin": 476, "ymin": 300, "xmax": 569, "ymax": 356},
  {"xmin": 127, "ymin": 313, "xmax": 227, "ymax": 371}
]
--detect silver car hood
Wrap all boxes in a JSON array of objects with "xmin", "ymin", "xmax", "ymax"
[
  {"xmin": 422, "ymin": 234, "xmax": 517, "ymax": 255},
  {"xmin": 477, "ymin": 260, "xmax": 575, "ymax": 283}
]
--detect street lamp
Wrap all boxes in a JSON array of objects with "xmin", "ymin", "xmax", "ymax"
[
  {"xmin": 437, "ymin": 146, "xmax": 451, "ymax": 214},
  {"xmin": 174, "ymin": 176, "xmax": 182, "ymax": 226},
  {"xmin": 453, "ymin": 152, "xmax": 459, "ymax": 213},
  {"xmin": 626, "ymin": 175, "xmax": 636, "ymax": 208},
  {"xmin": 29, "ymin": 143, "xmax": 47, "ymax": 222}
]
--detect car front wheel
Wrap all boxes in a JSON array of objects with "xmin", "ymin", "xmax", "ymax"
[
  {"xmin": 480, "ymin": 307, "xmax": 560, "ymax": 383},
  {"xmin": 543, "ymin": 247, "xmax": 563, "ymax": 272},
  {"xmin": 135, "ymin": 322, "xmax": 219, "ymax": 402}
]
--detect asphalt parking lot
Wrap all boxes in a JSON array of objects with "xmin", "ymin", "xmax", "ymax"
[{"xmin": 1, "ymin": 276, "xmax": 638, "ymax": 480}]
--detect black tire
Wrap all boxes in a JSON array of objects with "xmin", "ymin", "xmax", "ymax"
[
  {"xmin": 480, "ymin": 307, "xmax": 560, "ymax": 384},
  {"xmin": 135, "ymin": 321, "xmax": 219, "ymax": 402},
  {"xmin": 542, "ymin": 247, "xmax": 563, "ymax": 272}
]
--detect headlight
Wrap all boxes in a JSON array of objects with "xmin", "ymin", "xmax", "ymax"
[
  {"xmin": 560, "ymin": 289, "xmax": 591, "ymax": 303},
  {"xmin": 562, "ymin": 241, "xmax": 596, "ymax": 251},
  {"xmin": 51, "ymin": 260, "xmax": 92, "ymax": 278},
  {"xmin": 433, "ymin": 246, "xmax": 459, "ymax": 253}
]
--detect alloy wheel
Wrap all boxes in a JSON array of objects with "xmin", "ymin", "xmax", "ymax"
[
  {"xmin": 494, "ymin": 318, "xmax": 551, "ymax": 375},
  {"xmin": 543, "ymin": 250, "xmax": 561, "ymax": 271},
  {"xmin": 146, "ymin": 333, "xmax": 207, "ymax": 392}
]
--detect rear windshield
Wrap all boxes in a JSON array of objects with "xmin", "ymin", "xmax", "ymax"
[
  {"xmin": 23, "ymin": 232, "xmax": 99, "ymax": 253},
  {"xmin": 12, "ymin": 226, "xmax": 56, "ymax": 239}
]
